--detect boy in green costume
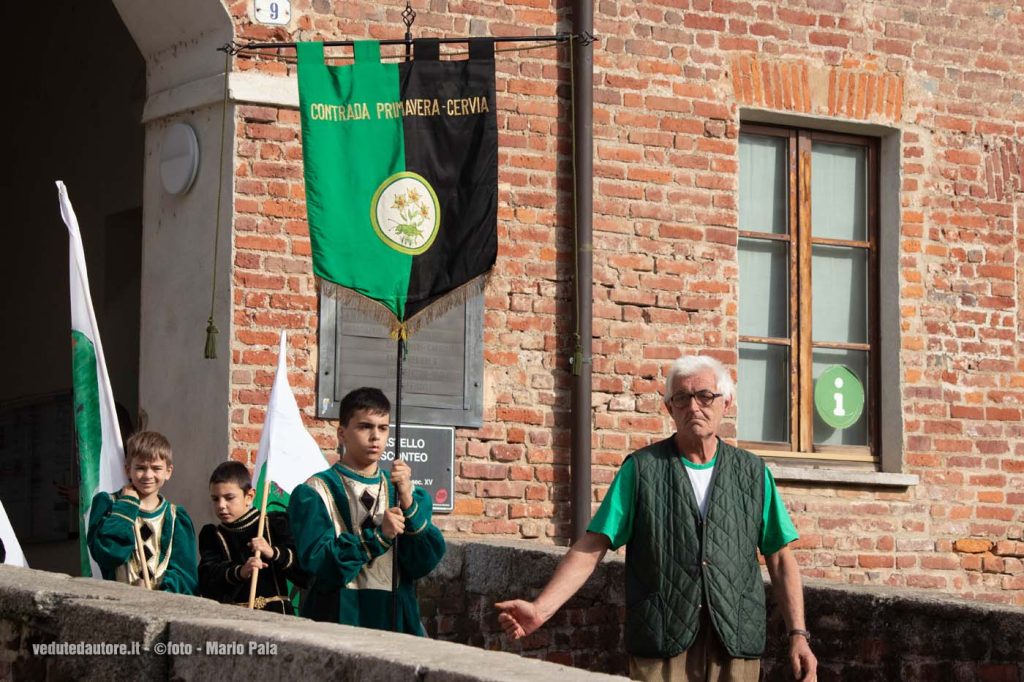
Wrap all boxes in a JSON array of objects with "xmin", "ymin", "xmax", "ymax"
[
  {"xmin": 87, "ymin": 431, "xmax": 197, "ymax": 594},
  {"xmin": 288, "ymin": 387, "xmax": 445, "ymax": 634}
]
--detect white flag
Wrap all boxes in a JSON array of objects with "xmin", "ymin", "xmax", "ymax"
[
  {"xmin": 0, "ymin": 496, "xmax": 28, "ymax": 567},
  {"xmin": 252, "ymin": 331, "xmax": 328, "ymax": 509},
  {"xmin": 57, "ymin": 181, "xmax": 128, "ymax": 577}
]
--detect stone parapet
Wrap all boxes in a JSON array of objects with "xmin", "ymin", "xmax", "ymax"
[
  {"xmin": 4, "ymin": 538, "xmax": 1023, "ymax": 681},
  {"xmin": 420, "ymin": 538, "xmax": 1024, "ymax": 681},
  {"xmin": 0, "ymin": 563, "xmax": 616, "ymax": 681}
]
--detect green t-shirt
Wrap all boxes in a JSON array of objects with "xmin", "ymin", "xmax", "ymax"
[{"xmin": 587, "ymin": 440, "xmax": 798, "ymax": 556}]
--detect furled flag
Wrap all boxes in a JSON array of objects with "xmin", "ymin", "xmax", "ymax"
[
  {"xmin": 297, "ymin": 38, "xmax": 498, "ymax": 335},
  {"xmin": 57, "ymin": 181, "xmax": 128, "ymax": 578},
  {"xmin": 252, "ymin": 331, "xmax": 329, "ymax": 513},
  {"xmin": 0, "ymin": 496, "xmax": 28, "ymax": 567}
]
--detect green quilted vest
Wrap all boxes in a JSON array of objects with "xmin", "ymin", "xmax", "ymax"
[{"xmin": 624, "ymin": 438, "xmax": 767, "ymax": 659}]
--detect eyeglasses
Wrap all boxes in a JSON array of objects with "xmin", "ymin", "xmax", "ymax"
[{"xmin": 668, "ymin": 390, "xmax": 723, "ymax": 408}]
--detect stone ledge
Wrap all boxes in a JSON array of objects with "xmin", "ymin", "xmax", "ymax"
[
  {"xmin": 141, "ymin": 71, "xmax": 300, "ymax": 123},
  {"xmin": 768, "ymin": 463, "xmax": 919, "ymax": 487},
  {"xmin": 0, "ymin": 565, "xmax": 616, "ymax": 681}
]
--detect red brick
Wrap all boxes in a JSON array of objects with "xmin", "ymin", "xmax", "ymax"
[
  {"xmin": 683, "ymin": 14, "xmax": 726, "ymax": 31},
  {"xmin": 476, "ymin": 481, "xmax": 527, "ymax": 499},
  {"xmin": 986, "ymin": 407, "xmax": 1020, "ymax": 421},
  {"xmin": 921, "ymin": 556, "xmax": 959, "ymax": 571},
  {"xmin": 906, "ymin": 575, "xmax": 947, "ymax": 589},
  {"xmin": 809, "ymin": 31, "xmax": 850, "ymax": 48},
  {"xmin": 858, "ymin": 554, "xmax": 894, "ymax": 569},
  {"xmin": 994, "ymin": 541, "xmax": 1024, "ymax": 558},
  {"xmin": 461, "ymin": 462, "xmax": 507, "ymax": 480},
  {"xmin": 955, "ymin": 539, "xmax": 993, "ymax": 554},
  {"xmin": 236, "ymin": 235, "xmax": 287, "ymax": 252},
  {"xmin": 495, "ymin": 407, "xmax": 545, "ymax": 425}
]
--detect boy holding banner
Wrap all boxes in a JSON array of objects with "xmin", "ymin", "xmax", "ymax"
[
  {"xmin": 198, "ymin": 461, "xmax": 308, "ymax": 614},
  {"xmin": 288, "ymin": 387, "xmax": 445, "ymax": 634}
]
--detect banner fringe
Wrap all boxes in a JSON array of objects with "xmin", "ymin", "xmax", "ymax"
[
  {"xmin": 402, "ymin": 274, "xmax": 490, "ymax": 336},
  {"xmin": 318, "ymin": 280, "xmax": 399, "ymax": 328},
  {"xmin": 318, "ymin": 273, "xmax": 491, "ymax": 338}
]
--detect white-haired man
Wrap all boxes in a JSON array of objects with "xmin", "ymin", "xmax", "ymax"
[{"xmin": 496, "ymin": 355, "xmax": 817, "ymax": 682}]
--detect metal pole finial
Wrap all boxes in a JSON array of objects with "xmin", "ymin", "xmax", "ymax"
[{"xmin": 402, "ymin": 1, "xmax": 417, "ymax": 37}]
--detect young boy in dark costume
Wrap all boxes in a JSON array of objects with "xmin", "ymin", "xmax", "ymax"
[
  {"xmin": 87, "ymin": 431, "xmax": 197, "ymax": 593},
  {"xmin": 198, "ymin": 461, "xmax": 308, "ymax": 614},
  {"xmin": 288, "ymin": 387, "xmax": 445, "ymax": 634}
]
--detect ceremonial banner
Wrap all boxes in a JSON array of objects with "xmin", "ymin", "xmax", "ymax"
[
  {"xmin": 57, "ymin": 181, "xmax": 128, "ymax": 578},
  {"xmin": 297, "ymin": 38, "xmax": 497, "ymax": 332}
]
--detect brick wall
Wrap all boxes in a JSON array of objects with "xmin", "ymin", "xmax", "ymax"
[{"xmin": 225, "ymin": 0, "xmax": 1024, "ymax": 605}]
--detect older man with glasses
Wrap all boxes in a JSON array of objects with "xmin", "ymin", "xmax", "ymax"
[{"xmin": 497, "ymin": 355, "xmax": 817, "ymax": 682}]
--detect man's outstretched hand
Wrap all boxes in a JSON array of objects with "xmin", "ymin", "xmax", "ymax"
[
  {"xmin": 790, "ymin": 637, "xmax": 817, "ymax": 681},
  {"xmin": 495, "ymin": 599, "xmax": 545, "ymax": 640}
]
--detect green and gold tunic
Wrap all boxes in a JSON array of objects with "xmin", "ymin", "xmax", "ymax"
[
  {"xmin": 288, "ymin": 463, "xmax": 445, "ymax": 634},
  {"xmin": 87, "ymin": 492, "xmax": 197, "ymax": 594}
]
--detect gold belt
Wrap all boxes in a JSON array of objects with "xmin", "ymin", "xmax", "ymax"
[{"xmin": 235, "ymin": 595, "xmax": 289, "ymax": 609}]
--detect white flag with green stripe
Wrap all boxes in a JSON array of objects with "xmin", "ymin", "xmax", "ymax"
[
  {"xmin": 252, "ymin": 331, "xmax": 328, "ymax": 513},
  {"xmin": 57, "ymin": 181, "xmax": 128, "ymax": 578}
]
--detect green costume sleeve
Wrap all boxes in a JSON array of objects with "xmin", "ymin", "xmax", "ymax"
[
  {"xmin": 586, "ymin": 457, "xmax": 636, "ymax": 550},
  {"xmin": 289, "ymin": 482, "xmax": 378, "ymax": 590},
  {"xmin": 267, "ymin": 511, "xmax": 311, "ymax": 589},
  {"xmin": 198, "ymin": 524, "xmax": 242, "ymax": 598},
  {"xmin": 397, "ymin": 487, "xmax": 446, "ymax": 581},
  {"xmin": 161, "ymin": 506, "xmax": 198, "ymax": 595},
  {"xmin": 86, "ymin": 492, "xmax": 140, "ymax": 573},
  {"xmin": 759, "ymin": 467, "xmax": 799, "ymax": 556}
]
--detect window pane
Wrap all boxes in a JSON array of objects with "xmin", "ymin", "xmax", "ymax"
[
  {"xmin": 738, "ymin": 342, "xmax": 789, "ymax": 443},
  {"xmin": 812, "ymin": 349, "xmax": 868, "ymax": 446},
  {"xmin": 739, "ymin": 134, "xmax": 788, "ymax": 234},
  {"xmin": 739, "ymin": 238, "xmax": 788, "ymax": 339},
  {"xmin": 811, "ymin": 142, "xmax": 866, "ymax": 241},
  {"xmin": 811, "ymin": 245, "xmax": 867, "ymax": 343}
]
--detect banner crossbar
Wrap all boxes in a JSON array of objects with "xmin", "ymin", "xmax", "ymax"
[{"xmin": 220, "ymin": 32, "xmax": 596, "ymax": 55}]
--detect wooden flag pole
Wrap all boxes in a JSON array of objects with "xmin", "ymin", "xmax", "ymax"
[
  {"xmin": 247, "ymin": 472, "xmax": 273, "ymax": 608},
  {"xmin": 133, "ymin": 524, "xmax": 152, "ymax": 590}
]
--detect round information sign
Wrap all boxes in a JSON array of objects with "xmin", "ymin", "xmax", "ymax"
[{"xmin": 814, "ymin": 365, "xmax": 865, "ymax": 430}]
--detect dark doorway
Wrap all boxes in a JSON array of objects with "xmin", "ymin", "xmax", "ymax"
[{"xmin": 0, "ymin": 1, "xmax": 144, "ymax": 573}]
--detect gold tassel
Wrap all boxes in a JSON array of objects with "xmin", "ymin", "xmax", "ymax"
[
  {"xmin": 204, "ymin": 317, "xmax": 219, "ymax": 359},
  {"xmin": 389, "ymin": 322, "xmax": 409, "ymax": 341}
]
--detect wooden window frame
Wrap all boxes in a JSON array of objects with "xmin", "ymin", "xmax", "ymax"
[{"xmin": 738, "ymin": 124, "xmax": 880, "ymax": 464}]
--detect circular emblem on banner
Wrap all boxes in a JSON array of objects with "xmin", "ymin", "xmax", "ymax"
[
  {"xmin": 814, "ymin": 365, "xmax": 865, "ymax": 430},
  {"xmin": 370, "ymin": 172, "xmax": 441, "ymax": 255}
]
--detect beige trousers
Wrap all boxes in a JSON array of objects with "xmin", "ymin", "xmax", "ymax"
[{"xmin": 628, "ymin": 618, "xmax": 761, "ymax": 682}]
